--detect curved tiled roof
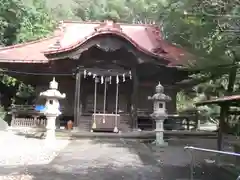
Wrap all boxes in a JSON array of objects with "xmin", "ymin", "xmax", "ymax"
[
  {"xmin": 0, "ymin": 20, "xmax": 188, "ymax": 65},
  {"xmin": 0, "ymin": 36, "xmax": 59, "ymax": 63}
]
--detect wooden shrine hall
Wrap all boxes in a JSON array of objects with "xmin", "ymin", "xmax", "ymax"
[{"xmin": 0, "ymin": 20, "xmax": 190, "ymax": 132}]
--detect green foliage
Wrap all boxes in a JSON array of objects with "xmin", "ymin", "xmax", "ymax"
[
  {"xmin": 162, "ymin": 0, "xmax": 240, "ymax": 127},
  {"xmin": 0, "ymin": 0, "xmax": 26, "ymax": 45},
  {"xmin": 0, "ymin": 0, "xmax": 56, "ymax": 45},
  {"xmin": 0, "ymin": 0, "xmax": 55, "ymax": 106},
  {"xmin": 16, "ymin": 0, "xmax": 56, "ymax": 43},
  {"xmin": 73, "ymin": 0, "xmax": 168, "ymax": 23},
  {"xmin": 176, "ymin": 91, "xmax": 195, "ymax": 112},
  {"xmin": 0, "ymin": 106, "xmax": 6, "ymax": 121},
  {"xmin": 161, "ymin": 0, "xmax": 240, "ymax": 68},
  {"xmin": 50, "ymin": 4, "xmax": 77, "ymax": 21},
  {"xmin": 0, "ymin": 74, "xmax": 17, "ymax": 87},
  {"xmin": 16, "ymin": 83, "xmax": 35, "ymax": 99}
]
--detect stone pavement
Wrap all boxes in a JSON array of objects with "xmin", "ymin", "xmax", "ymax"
[{"xmin": 0, "ymin": 138, "xmax": 236, "ymax": 180}]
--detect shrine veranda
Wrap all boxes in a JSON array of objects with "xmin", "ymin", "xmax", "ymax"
[{"xmin": 0, "ymin": 20, "xmax": 190, "ymax": 132}]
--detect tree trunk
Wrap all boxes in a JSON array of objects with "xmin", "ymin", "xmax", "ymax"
[{"xmin": 226, "ymin": 51, "xmax": 239, "ymax": 95}]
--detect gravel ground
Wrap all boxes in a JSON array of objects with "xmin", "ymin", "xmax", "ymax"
[
  {"xmin": 146, "ymin": 138, "xmax": 238, "ymax": 180},
  {"xmin": 0, "ymin": 131, "xmax": 69, "ymax": 166},
  {"xmin": 0, "ymin": 133, "xmax": 236, "ymax": 180},
  {"xmin": 21, "ymin": 139, "xmax": 163, "ymax": 180}
]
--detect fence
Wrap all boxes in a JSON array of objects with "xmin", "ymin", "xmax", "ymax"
[
  {"xmin": 11, "ymin": 117, "xmax": 47, "ymax": 128},
  {"xmin": 9, "ymin": 105, "xmax": 47, "ymax": 128},
  {"xmin": 137, "ymin": 114, "xmax": 199, "ymax": 131},
  {"xmin": 184, "ymin": 146, "xmax": 240, "ymax": 180}
]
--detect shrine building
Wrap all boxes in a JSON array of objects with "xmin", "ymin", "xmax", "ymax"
[{"xmin": 0, "ymin": 20, "xmax": 190, "ymax": 132}]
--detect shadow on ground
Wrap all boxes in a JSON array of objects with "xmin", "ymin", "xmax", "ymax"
[{"xmin": 0, "ymin": 138, "xmax": 237, "ymax": 180}]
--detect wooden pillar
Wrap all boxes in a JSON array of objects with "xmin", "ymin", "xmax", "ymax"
[
  {"xmin": 218, "ymin": 103, "xmax": 227, "ymax": 151},
  {"xmin": 131, "ymin": 68, "xmax": 139, "ymax": 130},
  {"xmin": 73, "ymin": 72, "xmax": 78, "ymax": 127},
  {"xmin": 74, "ymin": 71, "xmax": 82, "ymax": 127}
]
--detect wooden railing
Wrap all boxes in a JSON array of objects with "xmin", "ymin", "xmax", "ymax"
[
  {"xmin": 10, "ymin": 105, "xmax": 47, "ymax": 128},
  {"xmin": 11, "ymin": 117, "xmax": 47, "ymax": 128}
]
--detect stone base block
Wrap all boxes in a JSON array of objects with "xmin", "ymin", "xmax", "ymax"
[{"xmin": 156, "ymin": 141, "xmax": 168, "ymax": 147}]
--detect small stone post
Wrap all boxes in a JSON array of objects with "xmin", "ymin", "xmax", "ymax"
[
  {"xmin": 148, "ymin": 82, "xmax": 171, "ymax": 147},
  {"xmin": 40, "ymin": 78, "xmax": 66, "ymax": 141}
]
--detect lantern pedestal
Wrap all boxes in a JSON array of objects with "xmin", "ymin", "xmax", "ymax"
[
  {"xmin": 155, "ymin": 119, "xmax": 168, "ymax": 147},
  {"xmin": 45, "ymin": 114, "xmax": 57, "ymax": 141},
  {"xmin": 151, "ymin": 113, "xmax": 168, "ymax": 147}
]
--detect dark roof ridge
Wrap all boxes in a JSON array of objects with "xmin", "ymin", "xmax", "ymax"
[{"xmin": 61, "ymin": 20, "xmax": 159, "ymax": 27}]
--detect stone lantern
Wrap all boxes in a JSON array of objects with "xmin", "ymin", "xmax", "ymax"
[
  {"xmin": 148, "ymin": 82, "xmax": 171, "ymax": 146},
  {"xmin": 39, "ymin": 77, "xmax": 66, "ymax": 140}
]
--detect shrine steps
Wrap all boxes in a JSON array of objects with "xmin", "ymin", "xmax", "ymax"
[
  {"xmin": 77, "ymin": 115, "xmax": 132, "ymax": 132},
  {"xmin": 78, "ymin": 116, "xmax": 92, "ymax": 131},
  {"xmin": 54, "ymin": 130, "xmax": 218, "ymax": 139},
  {"xmin": 119, "ymin": 117, "xmax": 131, "ymax": 132}
]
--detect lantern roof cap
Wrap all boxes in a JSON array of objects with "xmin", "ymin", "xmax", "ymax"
[
  {"xmin": 50, "ymin": 77, "xmax": 58, "ymax": 89},
  {"xmin": 39, "ymin": 77, "xmax": 66, "ymax": 99},
  {"xmin": 148, "ymin": 82, "xmax": 171, "ymax": 101}
]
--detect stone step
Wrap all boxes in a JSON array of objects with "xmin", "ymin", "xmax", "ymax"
[{"xmin": 78, "ymin": 120, "xmax": 92, "ymax": 131}]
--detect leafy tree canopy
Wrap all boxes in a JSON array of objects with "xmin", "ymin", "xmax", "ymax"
[{"xmin": 0, "ymin": 0, "xmax": 56, "ymax": 105}]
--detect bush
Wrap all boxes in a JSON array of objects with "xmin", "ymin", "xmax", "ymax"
[{"xmin": 0, "ymin": 105, "xmax": 6, "ymax": 121}]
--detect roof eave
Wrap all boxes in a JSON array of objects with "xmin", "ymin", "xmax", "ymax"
[{"xmin": 0, "ymin": 59, "xmax": 49, "ymax": 63}]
